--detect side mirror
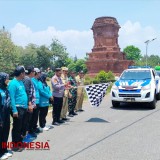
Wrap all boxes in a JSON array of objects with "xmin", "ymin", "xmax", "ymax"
[
  {"xmin": 155, "ymin": 75, "xmax": 159, "ymax": 80},
  {"xmin": 115, "ymin": 76, "xmax": 119, "ymax": 81}
]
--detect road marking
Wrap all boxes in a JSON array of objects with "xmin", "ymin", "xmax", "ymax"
[{"xmin": 64, "ymin": 108, "xmax": 160, "ymax": 160}]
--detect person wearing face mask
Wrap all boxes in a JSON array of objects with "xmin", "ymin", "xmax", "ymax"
[
  {"xmin": 0, "ymin": 72, "xmax": 13, "ymax": 160},
  {"xmin": 38, "ymin": 72, "xmax": 53, "ymax": 131},
  {"xmin": 8, "ymin": 66, "xmax": 28, "ymax": 152}
]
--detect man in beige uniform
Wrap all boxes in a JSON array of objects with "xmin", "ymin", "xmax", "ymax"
[
  {"xmin": 75, "ymin": 71, "xmax": 85, "ymax": 112},
  {"xmin": 61, "ymin": 67, "xmax": 70, "ymax": 121}
]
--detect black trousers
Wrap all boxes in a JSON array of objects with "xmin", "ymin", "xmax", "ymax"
[
  {"xmin": 52, "ymin": 97, "xmax": 63, "ymax": 123},
  {"xmin": 29, "ymin": 104, "xmax": 39, "ymax": 133},
  {"xmin": 11, "ymin": 107, "xmax": 27, "ymax": 143},
  {"xmin": 22, "ymin": 111, "xmax": 33, "ymax": 136},
  {"xmin": 0, "ymin": 107, "xmax": 10, "ymax": 155},
  {"xmin": 39, "ymin": 106, "xmax": 48, "ymax": 128}
]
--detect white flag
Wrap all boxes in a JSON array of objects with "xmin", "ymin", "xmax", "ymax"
[{"xmin": 85, "ymin": 83, "xmax": 110, "ymax": 107}]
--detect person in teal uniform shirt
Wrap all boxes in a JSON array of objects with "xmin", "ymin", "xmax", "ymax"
[{"xmin": 39, "ymin": 72, "xmax": 53, "ymax": 131}]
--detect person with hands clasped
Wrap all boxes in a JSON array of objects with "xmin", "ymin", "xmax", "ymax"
[
  {"xmin": 38, "ymin": 72, "xmax": 53, "ymax": 131},
  {"xmin": 22, "ymin": 66, "xmax": 37, "ymax": 140},
  {"xmin": 51, "ymin": 68, "xmax": 65, "ymax": 126},
  {"xmin": 0, "ymin": 72, "xmax": 13, "ymax": 160},
  {"xmin": 8, "ymin": 66, "xmax": 28, "ymax": 152},
  {"xmin": 29, "ymin": 68, "xmax": 41, "ymax": 134},
  {"xmin": 60, "ymin": 67, "xmax": 71, "ymax": 121}
]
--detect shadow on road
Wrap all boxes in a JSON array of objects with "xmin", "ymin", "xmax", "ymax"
[
  {"xmin": 110, "ymin": 102, "xmax": 152, "ymax": 111},
  {"xmin": 86, "ymin": 117, "xmax": 109, "ymax": 123}
]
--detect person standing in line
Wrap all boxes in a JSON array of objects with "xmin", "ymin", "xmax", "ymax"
[
  {"xmin": 8, "ymin": 66, "xmax": 28, "ymax": 152},
  {"xmin": 39, "ymin": 72, "xmax": 53, "ymax": 131},
  {"xmin": 60, "ymin": 67, "xmax": 70, "ymax": 121},
  {"xmin": 0, "ymin": 73, "xmax": 13, "ymax": 160},
  {"xmin": 68, "ymin": 70, "xmax": 78, "ymax": 117},
  {"xmin": 51, "ymin": 68, "xmax": 65, "ymax": 125},
  {"xmin": 75, "ymin": 71, "xmax": 85, "ymax": 112},
  {"xmin": 29, "ymin": 68, "xmax": 41, "ymax": 134},
  {"xmin": 22, "ymin": 66, "xmax": 37, "ymax": 140}
]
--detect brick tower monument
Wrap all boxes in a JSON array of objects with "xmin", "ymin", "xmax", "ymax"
[{"xmin": 86, "ymin": 17, "xmax": 134, "ymax": 76}]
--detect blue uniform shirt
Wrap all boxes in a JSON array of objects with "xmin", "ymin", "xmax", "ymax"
[{"xmin": 8, "ymin": 78, "xmax": 28, "ymax": 114}]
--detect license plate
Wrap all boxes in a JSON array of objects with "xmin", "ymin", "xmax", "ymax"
[{"xmin": 124, "ymin": 98, "xmax": 135, "ymax": 102}]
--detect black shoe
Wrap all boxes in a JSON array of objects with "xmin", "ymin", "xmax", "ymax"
[
  {"xmin": 78, "ymin": 109, "xmax": 84, "ymax": 112},
  {"xmin": 72, "ymin": 112, "xmax": 78, "ymax": 115},
  {"xmin": 68, "ymin": 114, "xmax": 74, "ymax": 117},
  {"xmin": 62, "ymin": 118, "xmax": 70, "ymax": 121},
  {"xmin": 12, "ymin": 147, "xmax": 24, "ymax": 152},
  {"xmin": 33, "ymin": 128, "xmax": 42, "ymax": 134},
  {"xmin": 52, "ymin": 122, "xmax": 60, "ymax": 126},
  {"xmin": 58, "ymin": 120, "xmax": 65, "ymax": 124}
]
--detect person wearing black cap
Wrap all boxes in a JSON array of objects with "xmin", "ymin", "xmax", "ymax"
[
  {"xmin": 68, "ymin": 70, "xmax": 78, "ymax": 117},
  {"xmin": 0, "ymin": 72, "xmax": 13, "ymax": 159},
  {"xmin": 51, "ymin": 68, "xmax": 65, "ymax": 125},
  {"xmin": 22, "ymin": 66, "xmax": 37, "ymax": 139},
  {"xmin": 8, "ymin": 66, "xmax": 28, "ymax": 152}
]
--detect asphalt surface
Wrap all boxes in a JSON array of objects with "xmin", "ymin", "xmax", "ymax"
[{"xmin": 8, "ymin": 95, "xmax": 160, "ymax": 160}]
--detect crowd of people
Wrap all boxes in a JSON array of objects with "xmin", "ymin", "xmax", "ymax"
[{"xmin": 0, "ymin": 66, "xmax": 85, "ymax": 160}]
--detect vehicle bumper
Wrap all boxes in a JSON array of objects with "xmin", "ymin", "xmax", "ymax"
[{"xmin": 111, "ymin": 89, "xmax": 154, "ymax": 102}]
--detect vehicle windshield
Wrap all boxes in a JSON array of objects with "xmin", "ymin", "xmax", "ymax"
[
  {"xmin": 120, "ymin": 70, "xmax": 151, "ymax": 80},
  {"xmin": 155, "ymin": 71, "xmax": 160, "ymax": 77}
]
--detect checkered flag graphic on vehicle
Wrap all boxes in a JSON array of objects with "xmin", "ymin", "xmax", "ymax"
[{"xmin": 85, "ymin": 83, "xmax": 110, "ymax": 107}]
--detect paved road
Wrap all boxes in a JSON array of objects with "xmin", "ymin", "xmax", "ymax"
[{"xmin": 9, "ymin": 95, "xmax": 160, "ymax": 160}]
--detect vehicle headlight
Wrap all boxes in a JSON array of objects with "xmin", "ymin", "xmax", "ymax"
[
  {"xmin": 141, "ymin": 84, "xmax": 151, "ymax": 90},
  {"xmin": 112, "ymin": 84, "xmax": 118, "ymax": 90}
]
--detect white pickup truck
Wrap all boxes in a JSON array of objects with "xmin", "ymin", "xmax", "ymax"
[{"xmin": 111, "ymin": 67, "xmax": 160, "ymax": 109}]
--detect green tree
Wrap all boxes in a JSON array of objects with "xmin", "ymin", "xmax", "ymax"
[
  {"xmin": 36, "ymin": 45, "xmax": 53, "ymax": 70},
  {"xmin": 19, "ymin": 43, "xmax": 38, "ymax": 67},
  {"xmin": 123, "ymin": 45, "xmax": 142, "ymax": 61},
  {"xmin": 67, "ymin": 59, "xmax": 87, "ymax": 73},
  {"xmin": 50, "ymin": 39, "xmax": 69, "ymax": 68},
  {"xmin": 146, "ymin": 55, "xmax": 160, "ymax": 67},
  {"xmin": 135, "ymin": 55, "xmax": 160, "ymax": 67},
  {"xmin": 0, "ymin": 29, "xmax": 18, "ymax": 73}
]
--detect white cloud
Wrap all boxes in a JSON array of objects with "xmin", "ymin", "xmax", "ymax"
[
  {"xmin": 10, "ymin": 23, "xmax": 93, "ymax": 58},
  {"xmin": 10, "ymin": 21, "xmax": 160, "ymax": 58},
  {"xmin": 119, "ymin": 21, "xmax": 160, "ymax": 55}
]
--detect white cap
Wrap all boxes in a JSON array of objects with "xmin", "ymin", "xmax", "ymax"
[{"xmin": 34, "ymin": 68, "xmax": 41, "ymax": 73}]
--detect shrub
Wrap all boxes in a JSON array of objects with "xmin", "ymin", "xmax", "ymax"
[
  {"xmin": 106, "ymin": 71, "xmax": 115, "ymax": 81},
  {"xmin": 84, "ymin": 80, "xmax": 91, "ymax": 85},
  {"xmin": 92, "ymin": 79, "xmax": 100, "ymax": 84},
  {"xmin": 84, "ymin": 75, "xmax": 92, "ymax": 81},
  {"xmin": 97, "ymin": 70, "xmax": 107, "ymax": 83}
]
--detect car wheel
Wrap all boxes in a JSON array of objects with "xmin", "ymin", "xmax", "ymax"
[
  {"xmin": 112, "ymin": 100, "xmax": 120, "ymax": 108},
  {"xmin": 156, "ymin": 93, "xmax": 160, "ymax": 100},
  {"xmin": 149, "ymin": 96, "xmax": 156, "ymax": 109}
]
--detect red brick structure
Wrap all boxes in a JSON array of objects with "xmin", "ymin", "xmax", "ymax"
[{"xmin": 86, "ymin": 17, "xmax": 134, "ymax": 76}]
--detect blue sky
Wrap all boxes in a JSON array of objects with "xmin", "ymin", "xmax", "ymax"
[{"xmin": 0, "ymin": 0, "xmax": 160, "ymax": 58}]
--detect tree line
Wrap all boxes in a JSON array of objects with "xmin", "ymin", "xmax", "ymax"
[
  {"xmin": 0, "ymin": 29, "xmax": 87, "ymax": 76},
  {"xmin": 123, "ymin": 45, "xmax": 160, "ymax": 67},
  {"xmin": 1, "ymin": 28, "xmax": 159, "ymax": 77}
]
